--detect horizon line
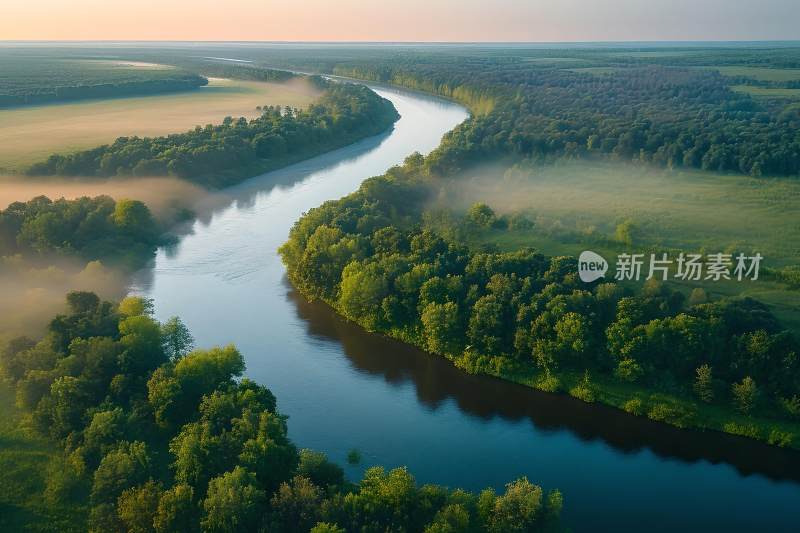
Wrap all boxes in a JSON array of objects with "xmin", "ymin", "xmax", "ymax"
[{"xmin": 2, "ymin": 39, "xmax": 800, "ymax": 45}]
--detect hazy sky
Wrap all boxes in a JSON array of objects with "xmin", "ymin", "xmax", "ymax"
[{"xmin": 3, "ymin": 0, "xmax": 799, "ymax": 42}]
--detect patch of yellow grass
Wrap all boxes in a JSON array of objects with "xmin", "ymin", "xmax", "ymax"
[{"xmin": 0, "ymin": 78, "xmax": 320, "ymax": 172}]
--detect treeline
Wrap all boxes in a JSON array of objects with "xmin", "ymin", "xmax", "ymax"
[
  {"xmin": 280, "ymin": 155, "xmax": 800, "ymax": 443},
  {"xmin": 188, "ymin": 62, "xmax": 297, "ymax": 83},
  {"xmin": 0, "ymin": 195, "xmax": 162, "ymax": 268},
  {"xmin": 0, "ymin": 293, "xmax": 564, "ymax": 532},
  {"xmin": 329, "ymin": 58, "xmax": 800, "ymax": 177},
  {"xmin": 0, "ymin": 68, "xmax": 207, "ymax": 108},
  {"xmin": 28, "ymin": 81, "xmax": 399, "ymax": 188}
]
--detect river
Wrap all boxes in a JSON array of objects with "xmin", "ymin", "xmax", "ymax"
[{"xmin": 131, "ymin": 85, "xmax": 800, "ymax": 531}]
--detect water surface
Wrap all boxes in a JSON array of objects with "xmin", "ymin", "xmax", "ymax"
[{"xmin": 133, "ymin": 86, "xmax": 800, "ymax": 532}]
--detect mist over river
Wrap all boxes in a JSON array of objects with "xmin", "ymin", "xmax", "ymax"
[{"xmin": 132, "ymin": 85, "xmax": 800, "ymax": 532}]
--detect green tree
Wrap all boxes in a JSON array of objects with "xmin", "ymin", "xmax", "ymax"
[
  {"xmin": 161, "ymin": 316, "xmax": 194, "ymax": 361},
  {"xmin": 487, "ymin": 477, "xmax": 543, "ymax": 533},
  {"xmin": 732, "ymin": 376, "xmax": 758, "ymax": 415},
  {"xmin": 693, "ymin": 364, "xmax": 714, "ymax": 403},
  {"xmin": 119, "ymin": 296, "xmax": 154, "ymax": 317},
  {"xmin": 153, "ymin": 484, "xmax": 197, "ymax": 533},
  {"xmin": 614, "ymin": 219, "xmax": 638, "ymax": 246},
  {"xmin": 421, "ymin": 301, "xmax": 462, "ymax": 355},
  {"xmin": 269, "ymin": 476, "xmax": 323, "ymax": 532},
  {"xmin": 112, "ymin": 199, "xmax": 158, "ymax": 242},
  {"xmin": 117, "ymin": 480, "xmax": 162, "ymax": 533},
  {"xmin": 424, "ymin": 503, "xmax": 471, "ymax": 533},
  {"xmin": 201, "ymin": 467, "xmax": 267, "ymax": 533},
  {"xmin": 467, "ymin": 203, "xmax": 498, "ymax": 228},
  {"xmin": 91, "ymin": 442, "xmax": 152, "ymax": 505},
  {"xmin": 554, "ymin": 312, "xmax": 591, "ymax": 364},
  {"xmin": 297, "ymin": 449, "xmax": 344, "ymax": 490}
]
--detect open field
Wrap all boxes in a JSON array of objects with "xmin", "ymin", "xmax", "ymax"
[
  {"xmin": 443, "ymin": 161, "xmax": 800, "ymax": 331},
  {"xmin": 731, "ymin": 84, "xmax": 800, "ymax": 99},
  {"xmin": 0, "ymin": 78, "xmax": 320, "ymax": 172},
  {"xmin": 701, "ymin": 66, "xmax": 800, "ymax": 82}
]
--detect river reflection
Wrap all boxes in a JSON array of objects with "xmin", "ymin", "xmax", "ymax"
[{"xmin": 286, "ymin": 282, "xmax": 800, "ymax": 483}]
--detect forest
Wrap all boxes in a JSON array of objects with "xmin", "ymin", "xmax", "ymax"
[
  {"xmin": 280, "ymin": 153, "xmax": 800, "ymax": 447},
  {"xmin": 0, "ymin": 195, "xmax": 164, "ymax": 268},
  {"xmin": 26, "ymin": 79, "xmax": 399, "ymax": 188},
  {"xmin": 328, "ymin": 61, "xmax": 800, "ymax": 178},
  {"xmin": 0, "ymin": 292, "xmax": 563, "ymax": 532}
]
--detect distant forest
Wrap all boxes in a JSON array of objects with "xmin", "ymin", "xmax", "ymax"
[
  {"xmin": 328, "ymin": 61, "xmax": 800, "ymax": 178},
  {"xmin": 0, "ymin": 57, "xmax": 208, "ymax": 108}
]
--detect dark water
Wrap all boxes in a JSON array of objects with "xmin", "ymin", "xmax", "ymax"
[{"xmin": 132, "ymin": 86, "xmax": 800, "ymax": 532}]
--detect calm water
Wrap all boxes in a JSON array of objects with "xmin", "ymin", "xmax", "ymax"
[{"xmin": 132, "ymin": 86, "xmax": 800, "ymax": 531}]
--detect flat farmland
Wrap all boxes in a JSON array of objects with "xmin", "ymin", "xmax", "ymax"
[{"xmin": 0, "ymin": 77, "xmax": 320, "ymax": 172}]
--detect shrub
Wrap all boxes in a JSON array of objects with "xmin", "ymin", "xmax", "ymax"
[
  {"xmin": 536, "ymin": 371, "xmax": 561, "ymax": 393},
  {"xmin": 623, "ymin": 398, "xmax": 644, "ymax": 416},
  {"xmin": 767, "ymin": 429, "xmax": 793, "ymax": 448},
  {"xmin": 723, "ymin": 422, "xmax": 761, "ymax": 439},
  {"xmin": 569, "ymin": 371, "xmax": 596, "ymax": 403},
  {"xmin": 614, "ymin": 358, "xmax": 643, "ymax": 383},
  {"xmin": 779, "ymin": 395, "xmax": 800, "ymax": 420},
  {"xmin": 647, "ymin": 402, "xmax": 695, "ymax": 428}
]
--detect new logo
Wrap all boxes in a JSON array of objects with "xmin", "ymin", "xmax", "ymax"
[{"xmin": 578, "ymin": 250, "xmax": 608, "ymax": 283}]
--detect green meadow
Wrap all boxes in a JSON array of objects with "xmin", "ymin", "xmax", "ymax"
[
  {"xmin": 704, "ymin": 66, "xmax": 800, "ymax": 82},
  {"xmin": 444, "ymin": 161, "xmax": 800, "ymax": 331},
  {"xmin": 731, "ymin": 85, "xmax": 800, "ymax": 99}
]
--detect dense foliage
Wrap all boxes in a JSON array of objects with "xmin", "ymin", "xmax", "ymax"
[
  {"xmin": 280, "ymin": 153, "xmax": 800, "ymax": 440},
  {"xmin": 0, "ymin": 195, "xmax": 161, "ymax": 267},
  {"xmin": 328, "ymin": 61, "xmax": 800, "ymax": 178},
  {"xmin": 0, "ymin": 293, "xmax": 563, "ymax": 532},
  {"xmin": 28, "ymin": 80, "xmax": 399, "ymax": 188},
  {"xmin": 0, "ymin": 56, "xmax": 207, "ymax": 108}
]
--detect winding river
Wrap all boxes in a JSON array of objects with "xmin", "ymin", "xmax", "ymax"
[{"xmin": 132, "ymin": 86, "xmax": 800, "ymax": 531}]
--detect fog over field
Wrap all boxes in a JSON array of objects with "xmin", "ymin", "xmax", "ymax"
[
  {"xmin": 0, "ymin": 176, "xmax": 209, "ymax": 221},
  {"xmin": 0, "ymin": 257, "xmax": 124, "ymax": 336},
  {"xmin": 437, "ymin": 160, "xmax": 800, "ymax": 265}
]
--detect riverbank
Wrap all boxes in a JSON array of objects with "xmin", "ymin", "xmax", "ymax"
[{"xmin": 293, "ymin": 286, "xmax": 800, "ymax": 452}]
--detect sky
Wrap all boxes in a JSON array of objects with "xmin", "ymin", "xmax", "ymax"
[{"xmin": 2, "ymin": 0, "xmax": 799, "ymax": 42}]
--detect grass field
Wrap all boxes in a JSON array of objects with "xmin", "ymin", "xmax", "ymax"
[
  {"xmin": 0, "ymin": 380, "xmax": 87, "ymax": 532},
  {"xmin": 731, "ymin": 85, "xmax": 800, "ymax": 99},
  {"xmin": 0, "ymin": 77, "xmax": 320, "ymax": 172},
  {"xmin": 443, "ymin": 161, "xmax": 800, "ymax": 331},
  {"xmin": 702, "ymin": 66, "xmax": 800, "ymax": 82}
]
